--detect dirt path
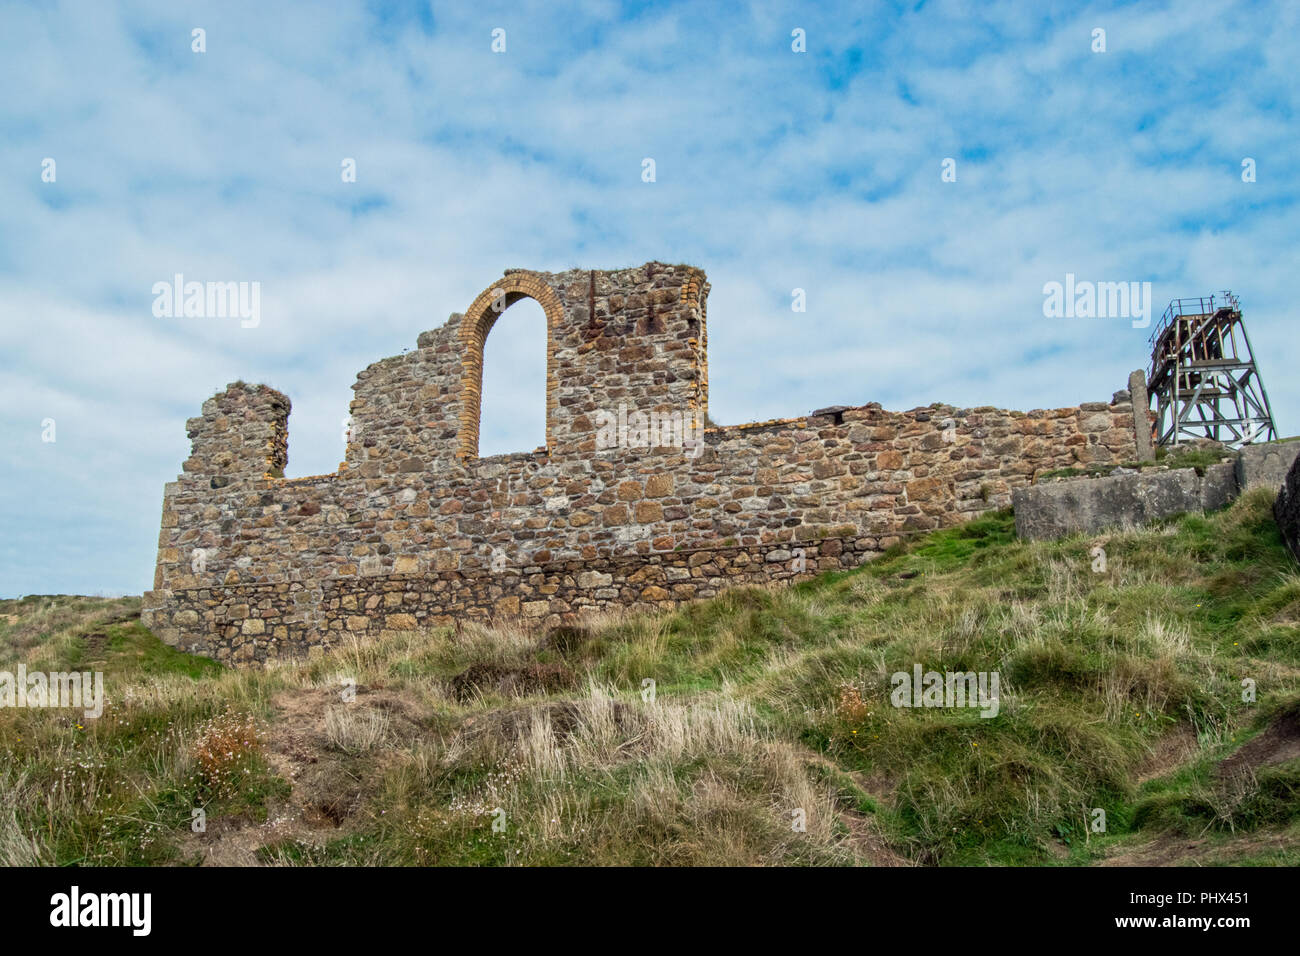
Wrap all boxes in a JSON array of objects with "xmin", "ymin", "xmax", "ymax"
[
  {"xmin": 1216, "ymin": 707, "xmax": 1300, "ymax": 781},
  {"xmin": 1103, "ymin": 708, "xmax": 1300, "ymax": 866},
  {"xmin": 803, "ymin": 751, "xmax": 911, "ymax": 867}
]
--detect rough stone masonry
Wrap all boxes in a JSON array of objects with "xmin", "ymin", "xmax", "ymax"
[{"xmin": 142, "ymin": 262, "xmax": 1141, "ymax": 665}]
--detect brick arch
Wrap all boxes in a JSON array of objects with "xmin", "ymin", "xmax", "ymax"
[
  {"xmin": 456, "ymin": 272, "xmax": 564, "ymax": 460},
  {"xmin": 681, "ymin": 271, "xmax": 707, "ymax": 412}
]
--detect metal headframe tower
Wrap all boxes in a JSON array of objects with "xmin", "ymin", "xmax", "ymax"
[{"xmin": 1147, "ymin": 291, "xmax": 1277, "ymax": 449}]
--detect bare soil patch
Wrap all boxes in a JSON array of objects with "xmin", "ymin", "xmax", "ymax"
[
  {"xmin": 1100, "ymin": 828, "xmax": 1297, "ymax": 867},
  {"xmin": 1136, "ymin": 725, "xmax": 1201, "ymax": 784},
  {"xmin": 1216, "ymin": 707, "xmax": 1300, "ymax": 781},
  {"xmin": 449, "ymin": 660, "xmax": 577, "ymax": 702},
  {"xmin": 180, "ymin": 683, "xmax": 429, "ymax": 865}
]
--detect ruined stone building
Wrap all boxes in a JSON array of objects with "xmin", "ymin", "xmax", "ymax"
[{"xmin": 142, "ymin": 262, "xmax": 1143, "ymax": 664}]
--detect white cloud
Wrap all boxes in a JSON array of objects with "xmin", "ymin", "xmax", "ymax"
[{"xmin": 1, "ymin": 0, "xmax": 1296, "ymax": 595}]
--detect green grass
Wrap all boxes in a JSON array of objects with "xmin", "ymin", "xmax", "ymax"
[
  {"xmin": 2, "ymin": 486, "xmax": 1298, "ymax": 866},
  {"xmin": 1152, "ymin": 444, "xmax": 1239, "ymax": 476}
]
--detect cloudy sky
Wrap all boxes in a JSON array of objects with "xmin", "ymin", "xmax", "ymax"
[{"xmin": 2, "ymin": 0, "xmax": 1297, "ymax": 597}]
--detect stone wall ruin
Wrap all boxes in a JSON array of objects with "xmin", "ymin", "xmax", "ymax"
[{"xmin": 142, "ymin": 262, "xmax": 1140, "ymax": 664}]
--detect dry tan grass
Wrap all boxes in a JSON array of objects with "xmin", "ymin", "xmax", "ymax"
[
  {"xmin": 324, "ymin": 705, "xmax": 390, "ymax": 754},
  {"xmin": 0, "ymin": 771, "xmax": 47, "ymax": 866}
]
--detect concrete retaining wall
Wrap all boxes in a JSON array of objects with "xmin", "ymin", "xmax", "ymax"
[{"xmin": 1014, "ymin": 439, "xmax": 1300, "ymax": 541}]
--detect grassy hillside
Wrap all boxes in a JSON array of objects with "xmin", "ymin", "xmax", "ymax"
[{"xmin": 2, "ymin": 486, "xmax": 1298, "ymax": 866}]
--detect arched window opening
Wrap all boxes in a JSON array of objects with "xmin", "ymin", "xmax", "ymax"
[{"xmin": 477, "ymin": 296, "xmax": 548, "ymax": 457}]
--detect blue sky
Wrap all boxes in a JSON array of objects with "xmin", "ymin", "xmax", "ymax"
[{"xmin": 2, "ymin": 0, "xmax": 1297, "ymax": 597}]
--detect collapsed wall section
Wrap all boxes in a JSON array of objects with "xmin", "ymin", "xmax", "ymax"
[{"xmin": 182, "ymin": 383, "xmax": 290, "ymax": 484}]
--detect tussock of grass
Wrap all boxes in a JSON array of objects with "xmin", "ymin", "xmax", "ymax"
[{"xmin": 2, "ymin": 485, "xmax": 1298, "ymax": 866}]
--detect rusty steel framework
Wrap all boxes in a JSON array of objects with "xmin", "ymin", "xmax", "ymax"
[{"xmin": 1147, "ymin": 292, "xmax": 1277, "ymax": 448}]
